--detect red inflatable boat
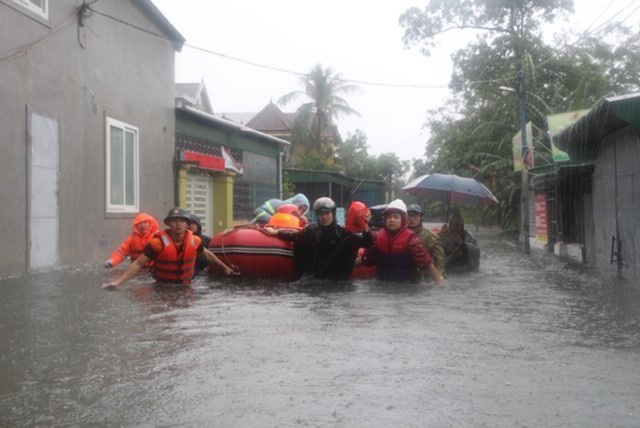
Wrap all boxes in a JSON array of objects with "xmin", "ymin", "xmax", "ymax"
[
  {"xmin": 210, "ymin": 209, "xmax": 378, "ymax": 282},
  {"xmin": 209, "ymin": 224, "xmax": 301, "ymax": 282}
]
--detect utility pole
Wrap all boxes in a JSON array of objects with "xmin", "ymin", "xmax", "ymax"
[{"xmin": 518, "ymin": 70, "xmax": 530, "ymax": 254}]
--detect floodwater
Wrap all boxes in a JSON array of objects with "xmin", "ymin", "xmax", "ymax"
[{"xmin": 1, "ymin": 229, "xmax": 639, "ymax": 427}]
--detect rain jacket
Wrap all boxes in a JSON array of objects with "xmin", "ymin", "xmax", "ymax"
[
  {"xmin": 107, "ymin": 213, "xmax": 159, "ymax": 268},
  {"xmin": 363, "ymin": 226, "xmax": 432, "ymax": 282},
  {"xmin": 277, "ymin": 221, "xmax": 373, "ymax": 280},
  {"xmin": 409, "ymin": 224, "xmax": 446, "ymax": 274},
  {"xmin": 252, "ymin": 194, "xmax": 310, "ymax": 224},
  {"xmin": 440, "ymin": 225, "xmax": 480, "ymax": 272}
]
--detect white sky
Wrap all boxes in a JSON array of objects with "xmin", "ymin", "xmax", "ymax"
[{"xmin": 152, "ymin": 0, "xmax": 638, "ymax": 161}]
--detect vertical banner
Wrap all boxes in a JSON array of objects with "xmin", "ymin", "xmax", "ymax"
[
  {"xmin": 535, "ymin": 192, "xmax": 548, "ymax": 243},
  {"xmin": 512, "ymin": 122, "xmax": 534, "ymax": 171}
]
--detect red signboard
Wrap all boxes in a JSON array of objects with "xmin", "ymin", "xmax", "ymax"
[
  {"xmin": 183, "ymin": 150, "xmax": 225, "ymax": 172},
  {"xmin": 535, "ymin": 192, "xmax": 548, "ymax": 243}
]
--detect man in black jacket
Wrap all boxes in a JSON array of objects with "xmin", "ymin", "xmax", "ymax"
[{"xmin": 265, "ymin": 197, "xmax": 373, "ymax": 280}]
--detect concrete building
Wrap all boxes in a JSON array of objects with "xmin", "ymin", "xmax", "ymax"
[
  {"xmin": 554, "ymin": 93, "xmax": 640, "ymax": 279},
  {"xmin": 0, "ymin": 0, "xmax": 184, "ymax": 273},
  {"xmin": 175, "ymin": 85, "xmax": 290, "ymax": 231}
]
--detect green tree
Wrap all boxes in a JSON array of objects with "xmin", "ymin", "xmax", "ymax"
[
  {"xmin": 400, "ymin": 0, "xmax": 640, "ymax": 228},
  {"xmin": 335, "ymin": 129, "xmax": 376, "ymax": 178},
  {"xmin": 279, "ymin": 64, "xmax": 360, "ymax": 147}
]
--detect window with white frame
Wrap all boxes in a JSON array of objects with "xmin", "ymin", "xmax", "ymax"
[
  {"xmin": 106, "ymin": 118, "xmax": 139, "ymax": 213},
  {"xmin": 12, "ymin": 0, "xmax": 48, "ymax": 19}
]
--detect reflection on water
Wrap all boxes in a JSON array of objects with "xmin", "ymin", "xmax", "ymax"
[{"xmin": 1, "ymin": 230, "xmax": 639, "ymax": 427}]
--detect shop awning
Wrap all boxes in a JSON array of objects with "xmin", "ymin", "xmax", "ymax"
[{"xmin": 553, "ymin": 93, "xmax": 640, "ymax": 162}]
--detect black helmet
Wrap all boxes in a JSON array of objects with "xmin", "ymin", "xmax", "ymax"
[
  {"xmin": 188, "ymin": 212, "xmax": 202, "ymax": 229},
  {"xmin": 313, "ymin": 197, "xmax": 336, "ymax": 214},
  {"xmin": 164, "ymin": 208, "xmax": 192, "ymax": 225},
  {"xmin": 407, "ymin": 204, "xmax": 423, "ymax": 214}
]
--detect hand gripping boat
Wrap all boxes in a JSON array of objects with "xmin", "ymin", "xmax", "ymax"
[{"xmin": 209, "ymin": 214, "xmax": 302, "ymax": 282}]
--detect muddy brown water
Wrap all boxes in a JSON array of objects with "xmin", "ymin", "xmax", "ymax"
[{"xmin": 1, "ymin": 229, "xmax": 639, "ymax": 427}]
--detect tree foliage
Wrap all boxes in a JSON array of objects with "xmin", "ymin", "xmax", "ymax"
[
  {"xmin": 400, "ymin": 0, "xmax": 640, "ymax": 228},
  {"xmin": 335, "ymin": 130, "xmax": 410, "ymax": 186},
  {"xmin": 279, "ymin": 64, "xmax": 360, "ymax": 146}
]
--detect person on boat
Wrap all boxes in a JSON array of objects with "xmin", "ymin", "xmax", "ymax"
[
  {"xmin": 361, "ymin": 200, "xmax": 445, "ymax": 284},
  {"xmin": 263, "ymin": 197, "xmax": 373, "ymax": 280},
  {"xmin": 104, "ymin": 213, "xmax": 159, "ymax": 269},
  {"xmin": 406, "ymin": 204, "xmax": 446, "ymax": 275},
  {"xmin": 102, "ymin": 208, "xmax": 237, "ymax": 289},
  {"xmin": 188, "ymin": 213, "xmax": 212, "ymax": 274},
  {"xmin": 251, "ymin": 193, "xmax": 310, "ymax": 225},
  {"xmin": 439, "ymin": 208, "xmax": 480, "ymax": 272},
  {"xmin": 276, "ymin": 203, "xmax": 309, "ymax": 228}
]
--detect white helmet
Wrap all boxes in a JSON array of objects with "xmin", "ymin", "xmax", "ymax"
[
  {"xmin": 313, "ymin": 197, "xmax": 336, "ymax": 213},
  {"xmin": 383, "ymin": 199, "xmax": 407, "ymax": 215}
]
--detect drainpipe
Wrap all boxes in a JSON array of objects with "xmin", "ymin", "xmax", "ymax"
[{"xmin": 278, "ymin": 151, "xmax": 283, "ymax": 199}]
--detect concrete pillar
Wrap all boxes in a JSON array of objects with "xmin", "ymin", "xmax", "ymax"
[
  {"xmin": 177, "ymin": 166, "xmax": 189, "ymax": 208},
  {"xmin": 212, "ymin": 173, "xmax": 235, "ymax": 235}
]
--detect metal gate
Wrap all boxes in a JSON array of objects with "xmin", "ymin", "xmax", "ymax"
[{"xmin": 185, "ymin": 172, "xmax": 213, "ymax": 236}]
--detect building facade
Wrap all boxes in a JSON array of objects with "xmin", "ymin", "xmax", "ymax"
[
  {"xmin": 174, "ymin": 102, "xmax": 289, "ymax": 233},
  {"xmin": 554, "ymin": 94, "xmax": 640, "ymax": 279},
  {"xmin": 0, "ymin": 0, "xmax": 184, "ymax": 273}
]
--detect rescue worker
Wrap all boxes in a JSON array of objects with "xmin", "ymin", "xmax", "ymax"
[
  {"xmin": 263, "ymin": 197, "xmax": 373, "ymax": 280},
  {"xmin": 252, "ymin": 193, "xmax": 310, "ymax": 225},
  {"xmin": 104, "ymin": 213, "xmax": 159, "ymax": 269},
  {"xmin": 361, "ymin": 200, "xmax": 444, "ymax": 284},
  {"xmin": 406, "ymin": 204, "xmax": 446, "ymax": 275},
  {"xmin": 439, "ymin": 208, "xmax": 480, "ymax": 272},
  {"xmin": 102, "ymin": 208, "xmax": 237, "ymax": 289},
  {"xmin": 188, "ymin": 213, "xmax": 212, "ymax": 273}
]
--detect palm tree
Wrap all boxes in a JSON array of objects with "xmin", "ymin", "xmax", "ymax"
[{"xmin": 278, "ymin": 64, "xmax": 361, "ymax": 146}]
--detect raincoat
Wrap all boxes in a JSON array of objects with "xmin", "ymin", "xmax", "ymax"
[
  {"xmin": 106, "ymin": 213, "xmax": 159, "ymax": 268},
  {"xmin": 252, "ymin": 193, "xmax": 310, "ymax": 224}
]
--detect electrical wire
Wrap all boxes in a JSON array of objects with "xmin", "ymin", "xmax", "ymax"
[
  {"xmin": 533, "ymin": 0, "xmax": 640, "ymax": 71},
  {"xmin": 86, "ymin": 7, "xmax": 491, "ymax": 90},
  {"xmin": 0, "ymin": 6, "xmax": 81, "ymax": 63}
]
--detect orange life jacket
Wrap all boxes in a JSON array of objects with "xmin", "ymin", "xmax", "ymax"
[{"xmin": 152, "ymin": 230, "xmax": 200, "ymax": 284}]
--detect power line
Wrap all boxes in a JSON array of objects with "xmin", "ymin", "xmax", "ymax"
[
  {"xmin": 87, "ymin": 7, "xmax": 463, "ymax": 90},
  {"xmin": 533, "ymin": 0, "xmax": 640, "ymax": 71}
]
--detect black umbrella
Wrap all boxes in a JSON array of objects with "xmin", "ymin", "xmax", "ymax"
[{"xmin": 402, "ymin": 173, "xmax": 499, "ymax": 206}]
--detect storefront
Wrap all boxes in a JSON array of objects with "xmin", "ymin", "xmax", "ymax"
[{"xmin": 175, "ymin": 105, "xmax": 289, "ymax": 235}]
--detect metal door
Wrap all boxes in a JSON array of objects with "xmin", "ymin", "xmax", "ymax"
[
  {"xmin": 28, "ymin": 111, "xmax": 59, "ymax": 270},
  {"xmin": 185, "ymin": 172, "xmax": 213, "ymax": 236}
]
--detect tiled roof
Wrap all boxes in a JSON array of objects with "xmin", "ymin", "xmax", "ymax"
[
  {"xmin": 175, "ymin": 81, "xmax": 213, "ymax": 114},
  {"xmin": 246, "ymin": 102, "xmax": 292, "ymax": 132},
  {"xmin": 175, "ymin": 83, "xmax": 200, "ymax": 100}
]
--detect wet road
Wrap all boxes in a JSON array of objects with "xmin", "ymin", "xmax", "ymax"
[{"xmin": 1, "ymin": 229, "xmax": 639, "ymax": 427}]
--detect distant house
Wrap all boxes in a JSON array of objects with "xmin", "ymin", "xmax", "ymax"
[
  {"xmin": 222, "ymin": 101, "xmax": 341, "ymax": 167},
  {"xmin": 0, "ymin": 0, "xmax": 185, "ymax": 274},
  {"xmin": 176, "ymin": 80, "xmax": 214, "ymax": 115},
  {"xmin": 175, "ymin": 85, "xmax": 290, "ymax": 232}
]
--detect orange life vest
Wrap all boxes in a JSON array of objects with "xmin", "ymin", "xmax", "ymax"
[{"xmin": 152, "ymin": 230, "xmax": 200, "ymax": 284}]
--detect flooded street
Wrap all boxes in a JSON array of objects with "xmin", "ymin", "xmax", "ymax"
[{"xmin": 1, "ymin": 229, "xmax": 639, "ymax": 427}]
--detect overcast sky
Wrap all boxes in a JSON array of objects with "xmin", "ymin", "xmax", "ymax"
[{"xmin": 152, "ymin": 0, "xmax": 637, "ymax": 162}]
